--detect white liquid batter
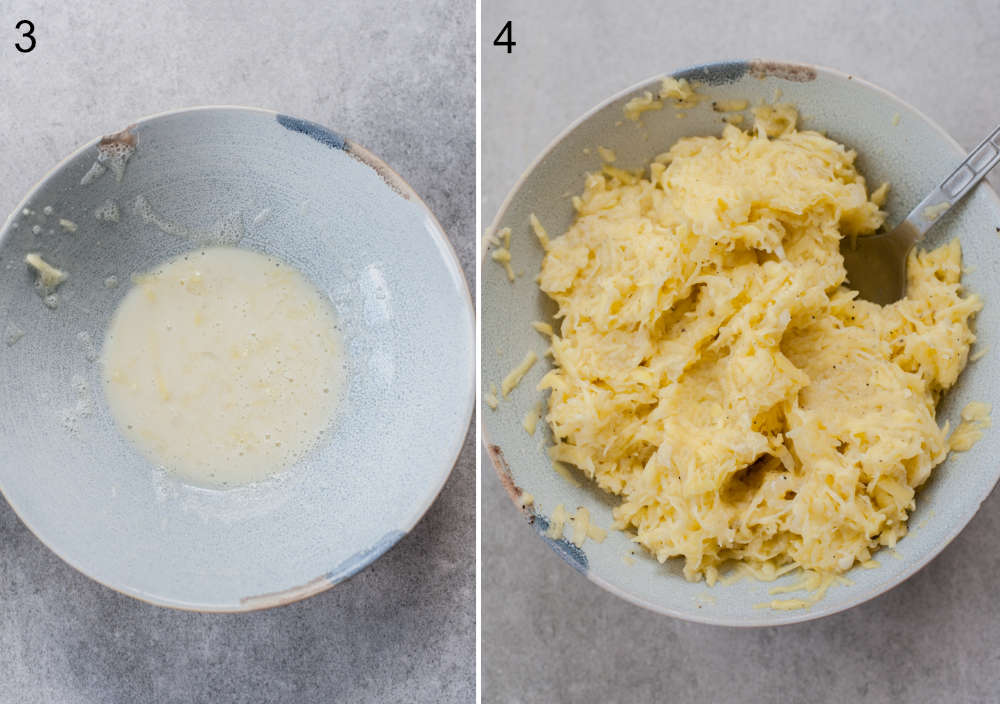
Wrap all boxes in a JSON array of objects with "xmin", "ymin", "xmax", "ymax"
[{"xmin": 101, "ymin": 247, "xmax": 344, "ymax": 487}]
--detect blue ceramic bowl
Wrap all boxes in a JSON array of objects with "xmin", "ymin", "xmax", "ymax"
[
  {"xmin": 483, "ymin": 61, "xmax": 1000, "ymax": 626},
  {"xmin": 0, "ymin": 107, "xmax": 474, "ymax": 611}
]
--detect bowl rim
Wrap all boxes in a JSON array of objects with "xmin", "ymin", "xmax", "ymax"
[
  {"xmin": 482, "ymin": 59, "xmax": 1000, "ymax": 627},
  {"xmin": 0, "ymin": 104, "xmax": 475, "ymax": 612}
]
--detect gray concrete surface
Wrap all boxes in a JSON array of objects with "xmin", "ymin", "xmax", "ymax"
[
  {"xmin": 0, "ymin": 1, "xmax": 474, "ymax": 702},
  {"xmin": 483, "ymin": 1, "xmax": 1000, "ymax": 702}
]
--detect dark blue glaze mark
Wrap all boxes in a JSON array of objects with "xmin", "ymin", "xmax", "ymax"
[
  {"xmin": 533, "ymin": 514, "xmax": 589, "ymax": 574},
  {"xmin": 485, "ymin": 442, "xmax": 589, "ymax": 574},
  {"xmin": 674, "ymin": 60, "xmax": 750, "ymax": 86},
  {"xmin": 326, "ymin": 530, "xmax": 406, "ymax": 584},
  {"xmin": 276, "ymin": 114, "xmax": 347, "ymax": 150}
]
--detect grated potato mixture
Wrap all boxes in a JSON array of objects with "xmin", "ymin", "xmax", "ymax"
[{"xmin": 537, "ymin": 107, "xmax": 983, "ymax": 582}]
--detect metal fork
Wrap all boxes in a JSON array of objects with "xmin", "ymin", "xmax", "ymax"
[{"xmin": 841, "ymin": 123, "xmax": 1000, "ymax": 305}]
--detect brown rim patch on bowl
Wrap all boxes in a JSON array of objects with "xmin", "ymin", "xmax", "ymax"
[
  {"xmin": 239, "ymin": 574, "xmax": 333, "ymax": 610},
  {"xmin": 749, "ymin": 60, "xmax": 817, "ymax": 82},
  {"xmin": 345, "ymin": 140, "xmax": 412, "ymax": 201},
  {"xmin": 486, "ymin": 442, "xmax": 532, "ymax": 515}
]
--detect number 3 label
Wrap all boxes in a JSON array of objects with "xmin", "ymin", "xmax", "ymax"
[{"xmin": 15, "ymin": 19, "xmax": 35, "ymax": 53}]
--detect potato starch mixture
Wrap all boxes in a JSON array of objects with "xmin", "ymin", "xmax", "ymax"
[{"xmin": 101, "ymin": 247, "xmax": 344, "ymax": 486}]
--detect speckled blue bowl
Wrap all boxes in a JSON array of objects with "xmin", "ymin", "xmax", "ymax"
[
  {"xmin": 483, "ymin": 61, "xmax": 1000, "ymax": 626},
  {"xmin": 0, "ymin": 107, "xmax": 474, "ymax": 611}
]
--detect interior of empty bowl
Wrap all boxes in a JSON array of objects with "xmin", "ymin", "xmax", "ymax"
[
  {"xmin": 0, "ymin": 107, "xmax": 474, "ymax": 610},
  {"xmin": 482, "ymin": 61, "xmax": 1000, "ymax": 626}
]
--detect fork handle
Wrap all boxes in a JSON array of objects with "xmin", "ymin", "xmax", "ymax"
[{"xmin": 904, "ymin": 122, "xmax": 1000, "ymax": 239}]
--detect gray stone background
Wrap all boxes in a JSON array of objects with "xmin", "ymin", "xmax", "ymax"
[
  {"xmin": 483, "ymin": 1, "xmax": 1000, "ymax": 702},
  {"xmin": 0, "ymin": 1, "xmax": 474, "ymax": 702}
]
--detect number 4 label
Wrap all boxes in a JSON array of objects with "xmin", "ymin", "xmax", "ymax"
[{"xmin": 493, "ymin": 21, "xmax": 515, "ymax": 53}]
